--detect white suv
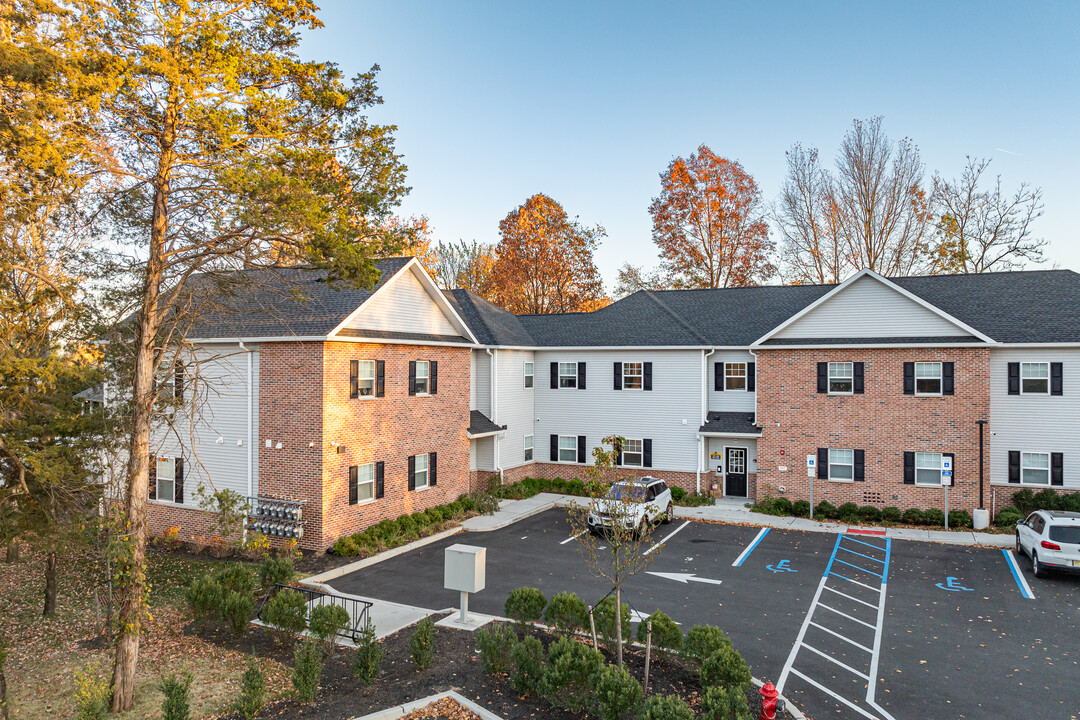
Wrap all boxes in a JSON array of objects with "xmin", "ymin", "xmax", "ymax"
[
  {"xmin": 1015, "ymin": 510, "xmax": 1080, "ymax": 578},
  {"xmin": 587, "ymin": 477, "xmax": 674, "ymax": 534}
]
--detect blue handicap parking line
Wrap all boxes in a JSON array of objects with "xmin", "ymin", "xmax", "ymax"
[
  {"xmin": 832, "ymin": 556, "xmax": 884, "ymax": 578},
  {"xmin": 1002, "ymin": 549, "xmax": 1036, "ymax": 600},
  {"xmin": 732, "ymin": 527, "xmax": 770, "ymax": 567}
]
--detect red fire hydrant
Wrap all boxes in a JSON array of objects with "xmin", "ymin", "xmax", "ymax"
[{"xmin": 760, "ymin": 681, "xmax": 779, "ymax": 720}]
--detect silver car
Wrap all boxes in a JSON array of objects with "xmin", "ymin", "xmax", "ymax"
[
  {"xmin": 587, "ymin": 477, "xmax": 674, "ymax": 534},
  {"xmin": 1015, "ymin": 510, "xmax": 1080, "ymax": 578}
]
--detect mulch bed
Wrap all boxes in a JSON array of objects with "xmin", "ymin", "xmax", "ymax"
[{"xmin": 202, "ymin": 615, "xmax": 761, "ymax": 720}]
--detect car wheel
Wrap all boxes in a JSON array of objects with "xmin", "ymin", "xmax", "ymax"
[
  {"xmin": 662, "ymin": 503, "xmax": 673, "ymax": 524},
  {"xmin": 1032, "ymin": 551, "xmax": 1048, "ymax": 579},
  {"xmin": 1015, "ymin": 533, "xmax": 1023, "ymax": 556}
]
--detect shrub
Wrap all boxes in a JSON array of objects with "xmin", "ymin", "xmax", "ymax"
[
  {"xmin": 567, "ymin": 478, "xmax": 586, "ymax": 496},
  {"xmin": 510, "ymin": 636, "xmax": 544, "ymax": 695},
  {"xmin": 258, "ymin": 556, "xmax": 295, "ymax": 591},
  {"xmin": 505, "ymin": 587, "xmax": 547, "ymax": 630},
  {"xmin": 236, "ymin": 661, "xmax": 266, "ymax": 720},
  {"xmin": 397, "ymin": 514, "xmax": 419, "ymax": 539},
  {"xmin": 751, "ymin": 496, "xmax": 779, "ymax": 515},
  {"xmin": 469, "ymin": 491, "xmax": 500, "ymax": 515},
  {"xmin": 1012, "ymin": 488, "xmax": 1036, "ymax": 515},
  {"xmin": 902, "ymin": 508, "xmax": 926, "ymax": 525},
  {"xmin": 684, "ymin": 625, "xmax": 732, "ymax": 665},
  {"xmin": 702, "ymin": 684, "xmax": 752, "ymax": 720},
  {"xmin": 409, "ymin": 618, "xmax": 437, "ymax": 670},
  {"xmin": 949, "ymin": 510, "xmax": 973, "ymax": 529},
  {"xmin": 333, "ymin": 536, "xmax": 359, "ymax": 556},
  {"xmin": 160, "ymin": 671, "xmax": 193, "ymax": 720},
  {"xmin": 924, "ymin": 508, "xmax": 946, "ymax": 527},
  {"xmin": 353, "ymin": 622, "xmax": 384, "ymax": 685},
  {"xmin": 292, "ymin": 639, "xmax": 323, "ymax": 703},
  {"xmin": 309, "ymin": 604, "xmax": 350, "ymax": 648},
  {"xmin": 670, "ymin": 486, "xmax": 687, "ymax": 502},
  {"xmin": 593, "ymin": 596, "xmax": 632, "ymax": 647},
  {"xmin": 774, "ymin": 497, "xmax": 794, "ymax": 515},
  {"xmin": 186, "ymin": 574, "xmax": 224, "ymax": 630},
  {"xmin": 680, "ymin": 491, "xmax": 716, "ymax": 507},
  {"xmin": 700, "ymin": 644, "xmax": 752, "ymax": 692},
  {"xmin": 792, "ymin": 500, "xmax": 811, "ymax": 518},
  {"xmin": 881, "ymin": 506, "xmax": 903, "ymax": 523},
  {"xmin": 539, "ymin": 636, "xmax": 603, "ymax": 713},
  {"xmin": 641, "ymin": 693, "xmax": 694, "ymax": 720},
  {"xmin": 837, "ymin": 502, "xmax": 859, "ymax": 518},
  {"xmin": 476, "ymin": 623, "xmax": 517, "ymax": 675},
  {"xmin": 262, "ymin": 588, "xmax": 308, "ymax": 635},
  {"xmin": 594, "ymin": 663, "xmax": 644, "ymax": 720},
  {"xmin": 859, "ymin": 506, "xmax": 882, "ymax": 522},
  {"xmin": 545, "ymin": 591, "xmax": 588, "ymax": 634},
  {"xmin": 73, "ymin": 664, "xmax": 110, "ymax": 720},
  {"xmin": 216, "ymin": 562, "xmax": 256, "ymax": 596},
  {"xmin": 636, "ymin": 610, "xmax": 683, "ymax": 656},
  {"xmin": 372, "ymin": 518, "xmax": 400, "ymax": 546},
  {"xmin": 815, "ymin": 500, "xmax": 837, "ymax": 519},
  {"xmin": 996, "ymin": 507, "xmax": 1024, "ymax": 527},
  {"xmin": 222, "ymin": 591, "xmax": 255, "ymax": 636},
  {"xmin": 1032, "ymin": 488, "xmax": 1063, "ymax": 512},
  {"xmin": 1062, "ymin": 492, "xmax": 1080, "ymax": 513}
]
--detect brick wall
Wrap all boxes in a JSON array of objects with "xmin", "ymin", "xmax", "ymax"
[{"xmin": 755, "ymin": 348, "xmax": 991, "ymax": 512}]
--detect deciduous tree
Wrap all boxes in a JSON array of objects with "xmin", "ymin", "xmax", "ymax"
[
  {"xmin": 775, "ymin": 145, "xmax": 848, "ymax": 284},
  {"xmin": 491, "ymin": 194, "xmax": 607, "ymax": 313},
  {"xmin": 431, "ymin": 239, "xmax": 497, "ymax": 297},
  {"xmin": 649, "ymin": 146, "xmax": 775, "ymax": 289},
  {"xmin": 612, "ymin": 263, "xmax": 674, "ymax": 299}
]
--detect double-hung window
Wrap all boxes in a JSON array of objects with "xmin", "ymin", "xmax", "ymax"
[
  {"xmin": 414, "ymin": 453, "xmax": 430, "ymax": 489},
  {"xmin": 725, "ymin": 363, "xmax": 747, "ymax": 391},
  {"xmin": 1021, "ymin": 362, "xmax": 1049, "ymax": 394},
  {"xmin": 623, "ymin": 362, "xmax": 643, "ymax": 390},
  {"xmin": 559, "ymin": 362, "xmax": 577, "ymax": 388},
  {"xmin": 524, "ymin": 435, "xmax": 533, "ymax": 461},
  {"xmin": 915, "ymin": 362, "xmax": 942, "ymax": 395},
  {"xmin": 558, "ymin": 435, "xmax": 578, "ymax": 462},
  {"xmin": 352, "ymin": 360, "xmax": 376, "ymax": 397},
  {"xmin": 350, "ymin": 463, "xmax": 375, "ymax": 503},
  {"xmin": 415, "ymin": 361, "xmax": 430, "ymax": 395},
  {"xmin": 620, "ymin": 439, "xmax": 643, "ymax": 467},
  {"xmin": 156, "ymin": 456, "xmax": 176, "ymax": 502},
  {"xmin": 828, "ymin": 449, "xmax": 854, "ymax": 482},
  {"xmin": 1021, "ymin": 452, "xmax": 1050, "ymax": 486},
  {"xmin": 915, "ymin": 452, "xmax": 943, "ymax": 486},
  {"xmin": 524, "ymin": 362, "xmax": 534, "ymax": 389},
  {"xmin": 829, "ymin": 362, "xmax": 853, "ymax": 394}
]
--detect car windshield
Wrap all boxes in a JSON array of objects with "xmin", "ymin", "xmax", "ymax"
[
  {"xmin": 1048, "ymin": 525, "xmax": 1080, "ymax": 545},
  {"xmin": 607, "ymin": 484, "xmax": 647, "ymax": 502}
]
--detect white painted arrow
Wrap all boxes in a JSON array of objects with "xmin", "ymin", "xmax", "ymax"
[
  {"xmin": 630, "ymin": 608, "xmax": 681, "ymax": 624},
  {"xmin": 646, "ymin": 571, "xmax": 724, "ymax": 586}
]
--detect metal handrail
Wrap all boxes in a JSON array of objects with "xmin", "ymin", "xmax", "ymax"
[{"xmin": 256, "ymin": 584, "xmax": 373, "ymax": 642}]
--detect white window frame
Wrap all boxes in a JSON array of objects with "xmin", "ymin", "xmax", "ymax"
[
  {"xmin": 524, "ymin": 362, "xmax": 534, "ymax": 389},
  {"xmin": 620, "ymin": 438, "xmax": 643, "ymax": 467},
  {"xmin": 414, "ymin": 453, "xmax": 430, "ymax": 489},
  {"xmin": 155, "ymin": 456, "xmax": 176, "ymax": 502},
  {"xmin": 558, "ymin": 362, "xmax": 577, "ymax": 389},
  {"xmin": 914, "ymin": 452, "xmax": 943, "ymax": 486},
  {"xmin": 356, "ymin": 462, "xmax": 375, "ymax": 502},
  {"xmin": 558, "ymin": 435, "xmax": 578, "ymax": 463},
  {"xmin": 725, "ymin": 362, "xmax": 747, "ymax": 391},
  {"xmin": 524, "ymin": 435, "xmax": 533, "ymax": 461},
  {"xmin": 415, "ymin": 360, "xmax": 430, "ymax": 395},
  {"xmin": 914, "ymin": 362, "xmax": 942, "ymax": 396},
  {"xmin": 828, "ymin": 362, "xmax": 854, "ymax": 395},
  {"xmin": 356, "ymin": 360, "xmax": 376, "ymax": 397},
  {"xmin": 1020, "ymin": 451, "xmax": 1051, "ymax": 486},
  {"xmin": 1020, "ymin": 362, "xmax": 1050, "ymax": 395},
  {"xmin": 828, "ymin": 448, "xmax": 854, "ymax": 482},
  {"xmin": 623, "ymin": 362, "xmax": 643, "ymax": 390}
]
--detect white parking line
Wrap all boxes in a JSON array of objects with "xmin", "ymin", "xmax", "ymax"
[
  {"xmin": 822, "ymin": 584, "xmax": 878, "ymax": 609},
  {"xmin": 799, "ymin": 642, "xmax": 871, "ymax": 679},
  {"xmin": 788, "ymin": 668, "xmax": 881, "ymax": 720},
  {"xmin": 560, "ymin": 530, "xmax": 586, "ymax": 545},
  {"xmin": 731, "ymin": 527, "xmax": 770, "ymax": 566},
  {"xmin": 1002, "ymin": 549, "xmax": 1036, "ymax": 600},
  {"xmin": 809, "ymin": 621, "xmax": 873, "ymax": 653},
  {"xmin": 644, "ymin": 520, "xmax": 690, "ymax": 555}
]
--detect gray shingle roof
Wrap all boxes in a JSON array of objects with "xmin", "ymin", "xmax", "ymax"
[
  {"xmin": 335, "ymin": 328, "xmax": 470, "ymax": 344},
  {"xmin": 443, "ymin": 290, "xmax": 536, "ymax": 346},
  {"xmin": 699, "ymin": 412, "xmax": 760, "ymax": 435},
  {"xmin": 468, "ymin": 410, "xmax": 506, "ymax": 436}
]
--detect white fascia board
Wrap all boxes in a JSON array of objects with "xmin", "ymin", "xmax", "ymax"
[
  {"xmin": 185, "ymin": 335, "xmax": 478, "ymax": 348},
  {"xmin": 697, "ymin": 431, "xmax": 763, "ymax": 438},
  {"xmin": 329, "ymin": 337, "xmax": 478, "ymax": 348},
  {"xmin": 186, "ymin": 335, "xmax": 325, "ymax": 344},
  {"xmin": 490, "ymin": 345, "xmax": 718, "ymax": 351},
  {"xmin": 467, "ymin": 430, "xmax": 506, "ymax": 439},
  {"xmin": 988, "ymin": 342, "xmax": 1080, "ymax": 348},
  {"xmin": 749, "ymin": 269, "xmax": 997, "ymax": 347},
  {"xmin": 758, "ymin": 342, "xmax": 995, "ymax": 350}
]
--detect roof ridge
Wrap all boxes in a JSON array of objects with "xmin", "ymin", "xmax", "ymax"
[{"xmin": 642, "ymin": 290, "xmax": 709, "ymax": 344}]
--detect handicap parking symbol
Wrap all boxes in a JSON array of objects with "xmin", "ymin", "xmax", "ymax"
[
  {"xmin": 936, "ymin": 576, "xmax": 973, "ymax": 592},
  {"xmin": 766, "ymin": 559, "xmax": 797, "ymax": 573}
]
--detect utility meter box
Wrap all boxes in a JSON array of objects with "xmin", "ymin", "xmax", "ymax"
[{"xmin": 444, "ymin": 544, "xmax": 486, "ymax": 593}]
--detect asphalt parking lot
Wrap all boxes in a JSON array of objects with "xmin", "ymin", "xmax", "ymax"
[{"xmin": 327, "ymin": 510, "xmax": 1080, "ymax": 720}]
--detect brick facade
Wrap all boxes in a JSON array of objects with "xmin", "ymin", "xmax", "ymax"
[{"xmin": 755, "ymin": 348, "xmax": 991, "ymax": 512}]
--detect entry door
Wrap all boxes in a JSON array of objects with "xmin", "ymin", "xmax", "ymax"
[{"xmin": 725, "ymin": 448, "xmax": 748, "ymax": 497}]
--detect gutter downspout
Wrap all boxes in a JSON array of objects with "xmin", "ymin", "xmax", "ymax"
[{"xmin": 699, "ymin": 348, "xmax": 716, "ymax": 495}]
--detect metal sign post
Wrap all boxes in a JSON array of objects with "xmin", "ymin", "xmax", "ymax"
[
  {"xmin": 941, "ymin": 456, "xmax": 954, "ymax": 530},
  {"xmin": 806, "ymin": 455, "xmax": 816, "ymax": 519}
]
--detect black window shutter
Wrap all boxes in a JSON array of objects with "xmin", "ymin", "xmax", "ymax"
[
  {"xmin": 903, "ymin": 451, "xmax": 915, "ymax": 484},
  {"xmin": 577, "ymin": 362, "xmax": 586, "ymax": 390},
  {"xmin": 817, "ymin": 448, "xmax": 828, "ymax": 479},
  {"xmin": 408, "ymin": 361, "xmax": 417, "ymax": 396},
  {"xmin": 1051, "ymin": 453, "xmax": 1064, "ymax": 486},
  {"xmin": 375, "ymin": 462, "xmax": 384, "ymax": 499},
  {"xmin": 1007, "ymin": 363, "xmax": 1020, "ymax": 395},
  {"xmin": 350, "ymin": 360, "xmax": 359, "ymax": 399},
  {"xmin": 577, "ymin": 435, "xmax": 586, "ymax": 464},
  {"xmin": 643, "ymin": 439, "xmax": 653, "ymax": 468},
  {"xmin": 715, "ymin": 362, "xmax": 724, "ymax": 392},
  {"xmin": 1051, "ymin": 363, "xmax": 1063, "ymax": 395},
  {"xmin": 853, "ymin": 362, "xmax": 865, "ymax": 394},
  {"xmin": 746, "ymin": 362, "xmax": 755, "ymax": 392},
  {"xmin": 550, "ymin": 434, "xmax": 559, "ymax": 462},
  {"xmin": 408, "ymin": 455, "xmax": 416, "ymax": 491},
  {"xmin": 903, "ymin": 362, "xmax": 914, "ymax": 395},
  {"xmin": 430, "ymin": 452, "xmax": 438, "ymax": 486},
  {"xmin": 853, "ymin": 449, "xmax": 865, "ymax": 481},
  {"xmin": 945, "ymin": 453, "xmax": 955, "ymax": 485},
  {"xmin": 615, "ymin": 438, "xmax": 622, "ymax": 466},
  {"xmin": 174, "ymin": 457, "xmax": 184, "ymax": 503},
  {"xmin": 614, "ymin": 362, "xmax": 622, "ymax": 390},
  {"xmin": 817, "ymin": 362, "xmax": 828, "ymax": 393},
  {"xmin": 148, "ymin": 454, "xmax": 157, "ymax": 500},
  {"xmin": 376, "ymin": 360, "xmax": 385, "ymax": 397},
  {"xmin": 1008, "ymin": 451, "xmax": 1020, "ymax": 483},
  {"xmin": 349, "ymin": 466, "xmax": 358, "ymax": 505},
  {"xmin": 550, "ymin": 362, "xmax": 559, "ymax": 389},
  {"xmin": 644, "ymin": 362, "xmax": 653, "ymax": 391},
  {"xmin": 942, "ymin": 362, "xmax": 955, "ymax": 396},
  {"xmin": 430, "ymin": 360, "xmax": 438, "ymax": 394},
  {"xmin": 174, "ymin": 362, "xmax": 184, "ymax": 399}
]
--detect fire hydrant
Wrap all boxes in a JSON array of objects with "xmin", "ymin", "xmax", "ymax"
[{"xmin": 760, "ymin": 681, "xmax": 779, "ymax": 720}]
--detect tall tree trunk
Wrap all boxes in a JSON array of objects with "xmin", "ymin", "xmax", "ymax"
[
  {"xmin": 615, "ymin": 585, "xmax": 623, "ymax": 668},
  {"xmin": 110, "ymin": 85, "xmax": 175, "ymax": 713},
  {"xmin": 43, "ymin": 550, "xmax": 57, "ymax": 616},
  {"xmin": 5, "ymin": 540, "xmax": 17, "ymax": 563},
  {"xmin": 0, "ymin": 650, "xmax": 8, "ymax": 720}
]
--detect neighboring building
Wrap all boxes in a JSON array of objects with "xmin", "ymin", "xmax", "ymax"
[{"xmin": 139, "ymin": 259, "xmax": 1080, "ymax": 551}]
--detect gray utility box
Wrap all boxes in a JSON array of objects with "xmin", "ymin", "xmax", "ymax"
[{"xmin": 445, "ymin": 543, "xmax": 486, "ymax": 593}]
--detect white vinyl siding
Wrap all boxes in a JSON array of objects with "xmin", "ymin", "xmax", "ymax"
[
  {"xmin": 471, "ymin": 350, "xmax": 491, "ymax": 415},
  {"xmin": 343, "ymin": 266, "xmax": 459, "ymax": 337},
  {"xmin": 494, "ymin": 349, "xmax": 535, "ymax": 469},
  {"xmin": 708, "ymin": 351, "xmax": 756, "ymax": 413}
]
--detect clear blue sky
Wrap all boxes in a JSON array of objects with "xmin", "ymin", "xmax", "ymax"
[{"xmin": 302, "ymin": 1, "xmax": 1080, "ymax": 288}]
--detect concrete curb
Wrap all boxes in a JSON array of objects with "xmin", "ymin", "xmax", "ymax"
[
  {"xmin": 347, "ymin": 690, "xmax": 504, "ymax": 720},
  {"xmin": 304, "ymin": 526, "xmax": 463, "ymax": 585},
  {"xmin": 461, "ymin": 496, "xmax": 559, "ymax": 532}
]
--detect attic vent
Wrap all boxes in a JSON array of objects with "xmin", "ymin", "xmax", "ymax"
[{"xmin": 862, "ymin": 491, "xmax": 883, "ymax": 505}]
